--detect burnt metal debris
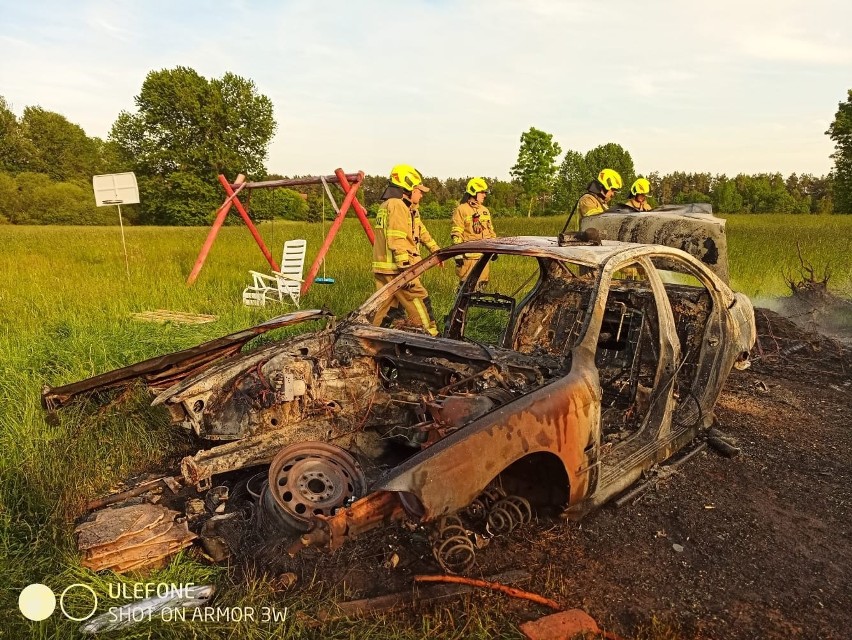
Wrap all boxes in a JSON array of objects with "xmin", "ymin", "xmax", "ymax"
[
  {"xmin": 74, "ymin": 503, "xmax": 196, "ymax": 572},
  {"xmin": 579, "ymin": 205, "xmax": 729, "ymax": 282},
  {"xmin": 46, "ymin": 212, "xmax": 755, "ymax": 573}
]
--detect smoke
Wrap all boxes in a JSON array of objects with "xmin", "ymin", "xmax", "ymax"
[{"xmin": 750, "ymin": 291, "xmax": 852, "ymax": 346}]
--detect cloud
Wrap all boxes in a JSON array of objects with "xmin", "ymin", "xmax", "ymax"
[
  {"xmin": 0, "ymin": 0, "xmax": 847, "ymax": 178},
  {"xmin": 623, "ymin": 70, "xmax": 696, "ymax": 99},
  {"xmin": 84, "ymin": 9, "xmax": 132, "ymax": 43},
  {"xmin": 740, "ymin": 32, "xmax": 852, "ymax": 65}
]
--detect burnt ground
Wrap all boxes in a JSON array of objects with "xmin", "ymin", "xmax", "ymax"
[{"xmin": 202, "ymin": 308, "xmax": 852, "ymax": 638}]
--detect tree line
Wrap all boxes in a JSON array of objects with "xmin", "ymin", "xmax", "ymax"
[
  {"xmin": 1, "ymin": 68, "xmax": 850, "ymax": 225},
  {"xmin": 508, "ymin": 129, "xmax": 835, "ymax": 217}
]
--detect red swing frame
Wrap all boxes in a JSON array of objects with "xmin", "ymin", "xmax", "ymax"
[{"xmin": 187, "ymin": 169, "xmax": 374, "ymax": 295}]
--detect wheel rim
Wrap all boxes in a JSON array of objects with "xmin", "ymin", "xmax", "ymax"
[{"xmin": 266, "ymin": 442, "xmax": 367, "ymax": 532}]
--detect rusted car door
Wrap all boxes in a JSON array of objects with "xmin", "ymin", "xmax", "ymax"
[
  {"xmin": 569, "ymin": 251, "xmax": 683, "ymax": 512},
  {"xmin": 647, "ymin": 252, "xmax": 748, "ymax": 425}
]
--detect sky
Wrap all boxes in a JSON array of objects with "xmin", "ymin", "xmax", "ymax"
[{"xmin": 1, "ymin": 0, "xmax": 850, "ymax": 180}]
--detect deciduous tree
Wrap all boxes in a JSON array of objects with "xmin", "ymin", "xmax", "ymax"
[
  {"xmin": 250, "ymin": 187, "xmax": 309, "ymax": 221},
  {"xmin": 110, "ymin": 67, "xmax": 276, "ymax": 224},
  {"xmin": 510, "ymin": 127, "xmax": 561, "ymax": 216},
  {"xmin": 20, "ymin": 106, "xmax": 102, "ymax": 181},
  {"xmin": 552, "ymin": 150, "xmax": 588, "ymax": 214},
  {"xmin": 710, "ymin": 177, "xmax": 743, "ymax": 213},
  {"xmin": 0, "ymin": 96, "xmax": 32, "ymax": 174},
  {"xmin": 584, "ymin": 143, "xmax": 635, "ymax": 196},
  {"xmin": 826, "ymin": 89, "xmax": 852, "ymax": 213}
]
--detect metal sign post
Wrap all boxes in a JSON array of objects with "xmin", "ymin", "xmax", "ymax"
[
  {"xmin": 93, "ymin": 172, "xmax": 140, "ymax": 279},
  {"xmin": 115, "ymin": 203, "xmax": 130, "ymax": 278}
]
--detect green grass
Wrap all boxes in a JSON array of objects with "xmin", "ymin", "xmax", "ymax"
[
  {"xmin": 1, "ymin": 214, "xmax": 850, "ymax": 639},
  {"xmin": 722, "ymin": 214, "xmax": 852, "ymax": 298}
]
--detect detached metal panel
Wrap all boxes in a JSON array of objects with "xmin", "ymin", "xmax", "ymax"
[{"xmin": 581, "ymin": 205, "xmax": 729, "ymax": 283}]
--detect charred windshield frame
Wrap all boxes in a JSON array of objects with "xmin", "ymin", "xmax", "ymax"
[{"xmin": 355, "ymin": 248, "xmax": 602, "ymax": 359}]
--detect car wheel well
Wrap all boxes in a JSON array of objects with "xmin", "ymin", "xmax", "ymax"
[{"xmin": 491, "ymin": 452, "xmax": 569, "ymax": 509}]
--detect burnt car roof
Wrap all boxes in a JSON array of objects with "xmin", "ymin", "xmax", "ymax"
[
  {"xmin": 580, "ymin": 209, "xmax": 729, "ymax": 282},
  {"xmin": 437, "ymin": 235, "xmax": 695, "ymax": 267},
  {"xmin": 441, "ymin": 208, "xmax": 730, "ymax": 283},
  {"xmin": 437, "ymin": 236, "xmax": 720, "ymax": 274}
]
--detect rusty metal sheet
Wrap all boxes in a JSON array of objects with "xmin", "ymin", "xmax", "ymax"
[
  {"xmin": 343, "ymin": 324, "xmax": 501, "ymax": 362},
  {"xmin": 300, "ymin": 491, "xmax": 406, "ymax": 552},
  {"xmin": 75, "ymin": 503, "xmax": 196, "ymax": 573},
  {"xmin": 179, "ymin": 420, "xmax": 332, "ymax": 484},
  {"xmin": 41, "ymin": 309, "xmax": 333, "ymax": 410},
  {"xmin": 377, "ymin": 368, "xmax": 599, "ymax": 520}
]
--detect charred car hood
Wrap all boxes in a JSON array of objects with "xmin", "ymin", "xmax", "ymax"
[{"xmin": 41, "ymin": 309, "xmax": 333, "ymax": 410}]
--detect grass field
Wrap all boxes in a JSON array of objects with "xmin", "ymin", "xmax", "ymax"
[{"xmin": 1, "ymin": 214, "xmax": 850, "ymax": 638}]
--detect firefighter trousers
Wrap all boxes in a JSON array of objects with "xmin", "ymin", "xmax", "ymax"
[
  {"xmin": 372, "ymin": 273, "xmax": 438, "ymax": 336},
  {"xmin": 455, "ymin": 258, "xmax": 490, "ymax": 289}
]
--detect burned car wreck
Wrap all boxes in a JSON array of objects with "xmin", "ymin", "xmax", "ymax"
[{"xmin": 44, "ymin": 210, "xmax": 755, "ymax": 572}]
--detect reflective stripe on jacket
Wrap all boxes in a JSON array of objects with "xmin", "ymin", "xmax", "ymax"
[
  {"xmin": 624, "ymin": 197, "xmax": 652, "ymax": 212},
  {"xmin": 577, "ymin": 192, "xmax": 608, "ymax": 218},
  {"xmin": 372, "ymin": 198, "xmax": 440, "ymax": 274},
  {"xmin": 450, "ymin": 202, "xmax": 496, "ymax": 258}
]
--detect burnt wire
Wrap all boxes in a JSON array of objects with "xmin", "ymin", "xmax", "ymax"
[
  {"xmin": 673, "ymin": 387, "xmax": 704, "ymax": 430},
  {"xmin": 642, "ymin": 346, "xmax": 694, "ymax": 422}
]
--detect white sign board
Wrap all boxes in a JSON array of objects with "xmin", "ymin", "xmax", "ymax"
[{"xmin": 93, "ymin": 172, "xmax": 140, "ymax": 206}]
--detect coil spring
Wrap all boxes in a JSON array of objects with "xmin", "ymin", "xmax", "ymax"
[
  {"xmin": 430, "ymin": 491, "xmax": 534, "ymax": 572},
  {"xmin": 465, "ymin": 484, "xmax": 507, "ymax": 520},
  {"xmin": 431, "ymin": 515, "xmax": 475, "ymax": 574},
  {"xmin": 485, "ymin": 495, "xmax": 533, "ymax": 536}
]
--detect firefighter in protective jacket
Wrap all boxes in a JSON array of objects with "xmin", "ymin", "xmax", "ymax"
[
  {"xmin": 372, "ymin": 164, "xmax": 441, "ymax": 335},
  {"xmin": 559, "ymin": 168, "xmax": 623, "ymax": 240},
  {"xmin": 623, "ymin": 177, "xmax": 653, "ymax": 212},
  {"xmin": 576, "ymin": 168, "xmax": 623, "ymax": 220},
  {"xmin": 451, "ymin": 177, "xmax": 497, "ymax": 289}
]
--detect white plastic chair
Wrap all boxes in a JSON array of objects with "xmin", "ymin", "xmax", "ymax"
[{"xmin": 242, "ymin": 239, "xmax": 307, "ymax": 307}]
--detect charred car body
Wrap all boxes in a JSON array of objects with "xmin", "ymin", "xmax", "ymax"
[{"xmin": 44, "ymin": 209, "xmax": 755, "ymax": 558}]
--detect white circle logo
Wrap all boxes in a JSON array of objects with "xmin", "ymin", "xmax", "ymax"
[
  {"xmin": 19, "ymin": 583, "xmax": 56, "ymax": 621},
  {"xmin": 59, "ymin": 583, "xmax": 98, "ymax": 622}
]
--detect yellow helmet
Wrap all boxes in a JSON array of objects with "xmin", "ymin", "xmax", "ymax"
[
  {"xmin": 466, "ymin": 177, "xmax": 489, "ymax": 196},
  {"xmin": 389, "ymin": 164, "xmax": 427, "ymax": 192},
  {"xmin": 631, "ymin": 178, "xmax": 650, "ymax": 196},
  {"xmin": 597, "ymin": 168, "xmax": 623, "ymax": 191}
]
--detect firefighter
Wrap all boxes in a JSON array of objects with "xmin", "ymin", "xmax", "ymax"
[
  {"xmin": 560, "ymin": 168, "xmax": 623, "ymax": 236},
  {"xmin": 372, "ymin": 164, "xmax": 441, "ymax": 336},
  {"xmin": 451, "ymin": 177, "xmax": 497, "ymax": 289},
  {"xmin": 577, "ymin": 168, "xmax": 623, "ymax": 219},
  {"xmin": 624, "ymin": 178, "xmax": 652, "ymax": 211}
]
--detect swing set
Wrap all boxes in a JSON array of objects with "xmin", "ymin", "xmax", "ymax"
[{"xmin": 186, "ymin": 169, "xmax": 374, "ymax": 296}]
